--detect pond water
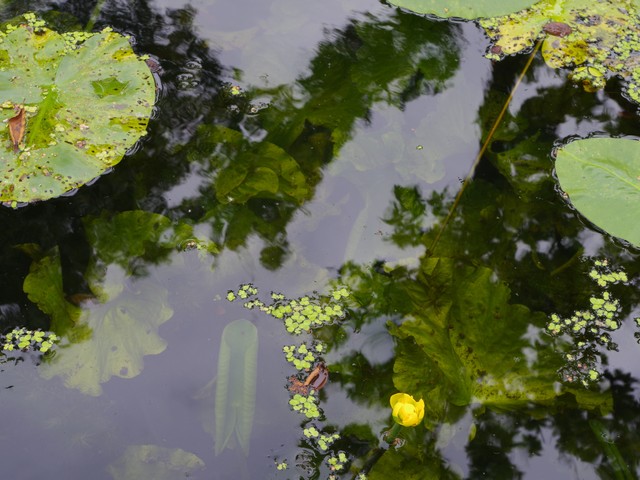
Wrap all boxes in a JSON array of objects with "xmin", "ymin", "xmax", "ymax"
[{"xmin": 1, "ymin": 1, "xmax": 640, "ymax": 479}]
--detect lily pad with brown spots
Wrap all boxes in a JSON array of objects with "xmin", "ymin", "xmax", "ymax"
[{"xmin": 0, "ymin": 14, "xmax": 155, "ymax": 206}]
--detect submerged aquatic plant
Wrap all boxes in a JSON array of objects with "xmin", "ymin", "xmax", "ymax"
[{"xmin": 226, "ymin": 283, "xmax": 352, "ymax": 476}]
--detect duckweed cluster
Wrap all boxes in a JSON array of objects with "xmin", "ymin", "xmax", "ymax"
[
  {"xmin": 303, "ymin": 426, "xmax": 340, "ymax": 451},
  {"xmin": 226, "ymin": 284, "xmax": 349, "ymax": 334},
  {"xmin": 289, "ymin": 393, "xmax": 321, "ymax": 419},
  {"xmin": 0, "ymin": 12, "xmax": 46, "ymax": 38},
  {"xmin": 546, "ymin": 260, "xmax": 627, "ymax": 385},
  {"xmin": 283, "ymin": 342, "xmax": 325, "ymax": 370},
  {"xmin": 2, "ymin": 327, "xmax": 58, "ymax": 353},
  {"xmin": 21, "ymin": 12, "xmax": 46, "ymax": 32},
  {"xmin": 61, "ymin": 29, "xmax": 101, "ymax": 52},
  {"xmin": 327, "ymin": 451, "xmax": 348, "ymax": 472},
  {"xmin": 225, "ymin": 283, "xmax": 352, "ymax": 476}
]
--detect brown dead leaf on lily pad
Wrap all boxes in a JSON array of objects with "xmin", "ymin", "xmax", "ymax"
[{"xmin": 8, "ymin": 106, "xmax": 26, "ymax": 153}]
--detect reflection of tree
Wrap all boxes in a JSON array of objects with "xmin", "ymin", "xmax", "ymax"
[
  {"xmin": 0, "ymin": 1, "xmax": 225, "ymax": 327},
  {"xmin": 323, "ymin": 62, "xmax": 640, "ymax": 471},
  {"xmin": 329, "ymin": 350, "xmax": 395, "ymax": 406},
  {"xmin": 465, "ymin": 408, "xmax": 544, "ymax": 480},
  {"xmin": 0, "ymin": 1, "xmax": 638, "ymax": 477},
  {"xmin": 0, "ymin": 2, "xmax": 465, "ymax": 324},
  {"xmin": 550, "ymin": 370, "xmax": 640, "ymax": 478},
  {"xmin": 164, "ymin": 11, "xmax": 462, "ymax": 267}
]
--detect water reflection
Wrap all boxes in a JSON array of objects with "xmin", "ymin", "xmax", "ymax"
[{"xmin": 0, "ymin": 0, "xmax": 639, "ymax": 479}]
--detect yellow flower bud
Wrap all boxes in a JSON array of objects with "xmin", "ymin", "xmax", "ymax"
[{"xmin": 390, "ymin": 393, "xmax": 424, "ymax": 427}]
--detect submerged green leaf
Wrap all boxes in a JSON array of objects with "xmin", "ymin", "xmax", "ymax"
[
  {"xmin": 108, "ymin": 445, "xmax": 204, "ymax": 480},
  {"xmin": 555, "ymin": 138, "xmax": 640, "ymax": 247},
  {"xmin": 391, "ymin": 257, "xmax": 612, "ymax": 426},
  {"xmin": 0, "ymin": 15, "xmax": 155, "ymax": 205},
  {"xmin": 195, "ymin": 319, "xmax": 258, "ymax": 456},
  {"xmin": 22, "ymin": 246, "xmax": 82, "ymax": 333},
  {"xmin": 39, "ymin": 272, "xmax": 172, "ymax": 396}
]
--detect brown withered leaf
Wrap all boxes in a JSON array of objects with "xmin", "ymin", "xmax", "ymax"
[{"xmin": 8, "ymin": 106, "xmax": 26, "ymax": 153}]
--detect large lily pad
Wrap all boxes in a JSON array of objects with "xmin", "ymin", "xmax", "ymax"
[
  {"xmin": 555, "ymin": 137, "xmax": 640, "ymax": 247},
  {"xmin": 393, "ymin": 0, "xmax": 640, "ymax": 106},
  {"xmin": 387, "ymin": 0, "xmax": 535, "ymax": 19},
  {"xmin": 479, "ymin": 0, "xmax": 640, "ymax": 102},
  {"xmin": 0, "ymin": 14, "xmax": 155, "ymax": 205}
]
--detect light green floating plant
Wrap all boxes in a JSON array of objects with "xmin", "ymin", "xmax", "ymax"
[
  {"xmin": 283, "ymin": 341, "xmax": 325, "ymax": 370},
  {"xmin": 0, "ymin": 13, "xmax": 155, "ymax": 205},
  {"xmin": 289, "ymin": 392, "xmax": 321, "ymax": 418},
  {"xmin": 2, "ymin": 327, "xmax": 59, "ymax": 353},
  {"xmin": 327, "ymin": 451, "xmax": 349, "ymax": 472},
  {"xmin": 214, "ymin": 319, "xmax": 258, "ymax": 456},
  {"xmin": 547, "ymin": 259, "xmax": 627, "ymax": 385},
  {"xmin": 227, "ymin": 284, "xmax": 350, "ymax": 335},
  {"xmin": 387, "ymin": 0, "xmax": 535, "ymax": 19},
  {"xmin": 554, "ymin": 138, "xmax": 640, "ymax": 247},
  {"xmin": 479, "ymin": 0, "xmax": 640, "ymax": 103}
]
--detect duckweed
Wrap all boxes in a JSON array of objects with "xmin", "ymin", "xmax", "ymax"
[
  {"xmin": 327, "ymin": 451, "xmax": 348, "ymax": 471},
  {"xmin": 289, "ymin": 393, "xmax": 321, "ymax": 418},
  {"xmin": 226, "ymin": 283, "xmax": 350, "ymax": 334},
  {"xmin": 2, "ymin": 327, "xmax": 59, "ymax": 353},
  {"xmin": 226, "ymin": 283, "xmax": 350, "ymax": 473},
  {"xmin": 547, "ymin": 260, "xmax": 627, "ymax": 385},
  {"xmin": 283, "ymin": 342, "xmax": 324, "ymax": 370}
]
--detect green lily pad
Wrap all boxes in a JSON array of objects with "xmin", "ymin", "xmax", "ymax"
[
  {"xmin": 395, "ymin": 1, "xmax": 640, "ymax": 106},
  {"xmin": 387, "ymin": 0, "xmax": 535, "ymax": 19},
  {"xmin": 555, "ymin": 138, "xmax": 640, "ymax": 247},
  {"xmin": 0, "ymin": 14, "xmax": 155, "ymax": 205}
]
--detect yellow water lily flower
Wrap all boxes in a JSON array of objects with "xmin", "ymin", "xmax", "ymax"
[{"xmin": 390, "ymin": 393, "xmax": 425, "ymax": 427}]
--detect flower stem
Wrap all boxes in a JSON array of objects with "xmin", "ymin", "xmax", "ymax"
[{"xmin": 383, "ymin": 423, "xmax": 403, "ymax": 443}]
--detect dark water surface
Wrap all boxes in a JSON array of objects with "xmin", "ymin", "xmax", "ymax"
[{"xmin": 1, "ymin": 1, "xmax": 640, "ymax": 479}]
